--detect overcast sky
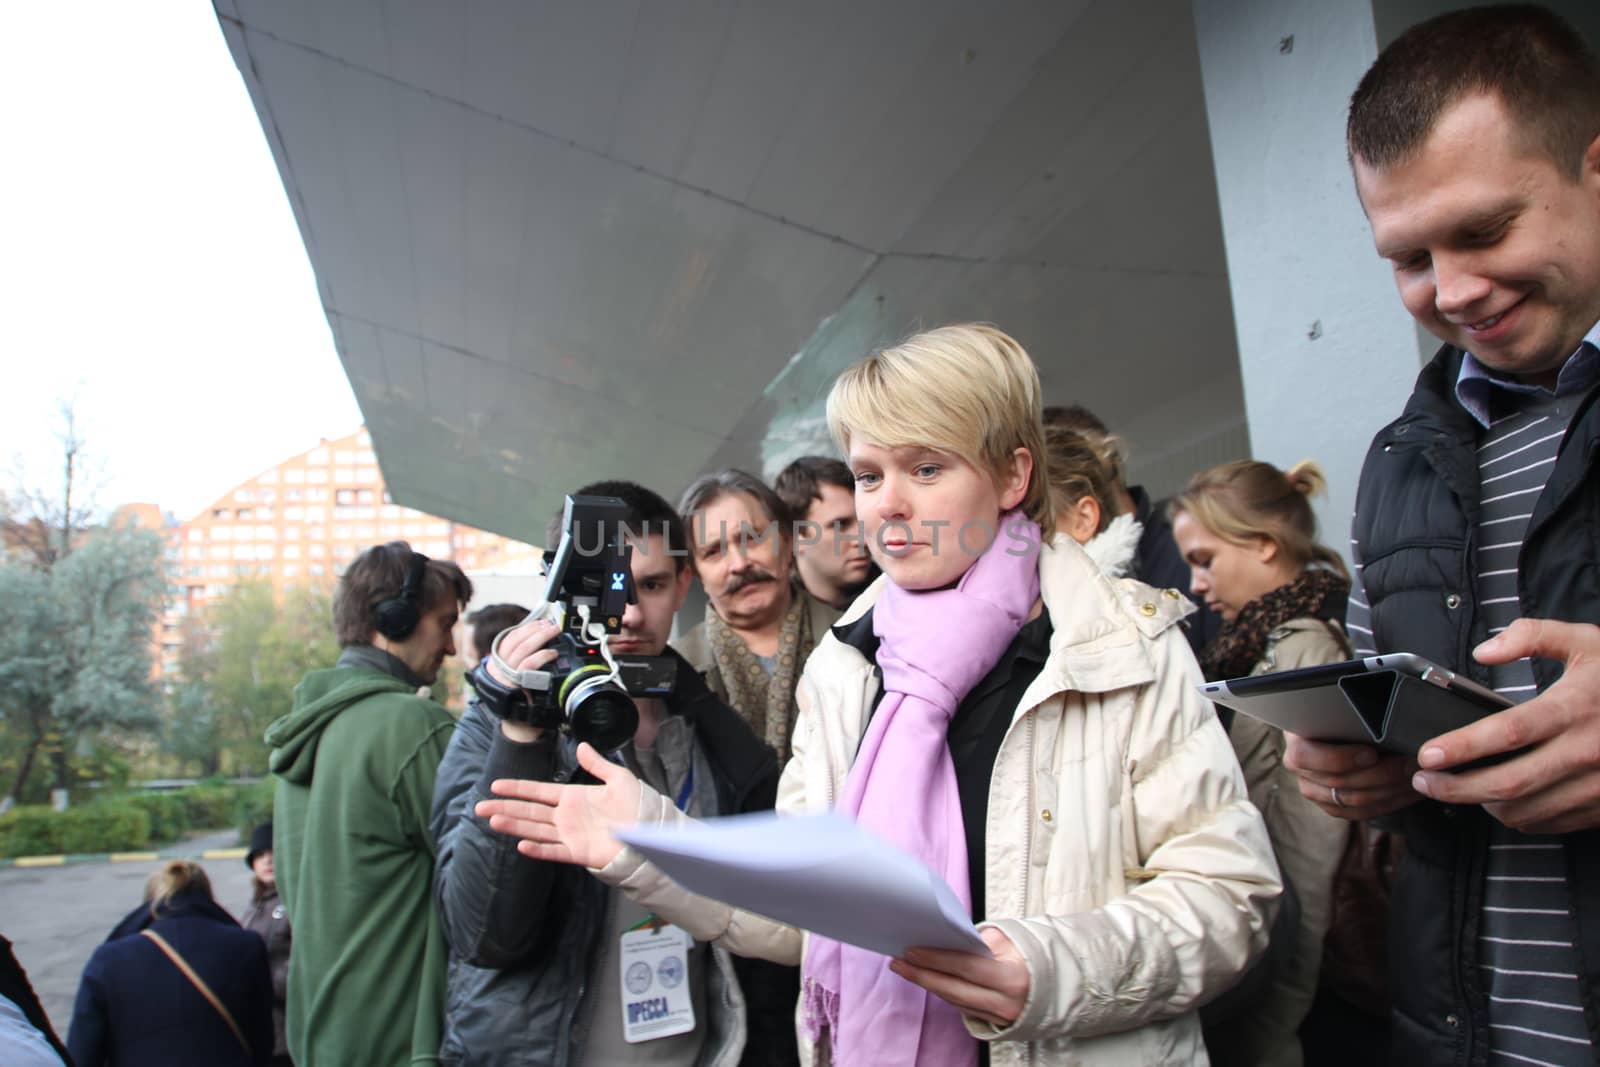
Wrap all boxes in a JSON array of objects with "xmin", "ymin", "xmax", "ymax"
[{"xmin": 2, "ymin": 4, "xmax": 362, "ymax": 523}]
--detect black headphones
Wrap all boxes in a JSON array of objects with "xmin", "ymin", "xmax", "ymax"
[{"xmin": 373, "ymin": 549, "xmax": 430, "ymax": 642}]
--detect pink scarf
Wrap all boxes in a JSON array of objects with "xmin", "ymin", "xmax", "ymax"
[{"xmin": 803, "ymin": 512, "xmax": 1042, "ymax": 1066}]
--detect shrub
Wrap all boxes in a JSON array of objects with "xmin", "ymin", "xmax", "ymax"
[
  {"xmin": 0, "ymin": 806, "xmax": 66, "ymax": 858},
  {"xmin": 128, "ymin": 793, "xmax": 188, "ymax": 844},
  {"xmin": 233, "ymin": 778, "xmax": 274, "ymax": 842},
  {"xmin": 0, "ymin": 800, "xmax": 151, "ymax": 858},
  {"xmin": 58, "ymin": 802, "xmax": 150, "ymax": 854},
  {"xmin": 177, "ymin": 786, "xmax": 236, "ymax": 831}
]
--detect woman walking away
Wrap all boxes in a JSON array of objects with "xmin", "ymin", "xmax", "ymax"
[
  {"xmin": 479, "ymin": 323, "xmax": 1282, "ymax": 1066},
  {"xmin": 1171, "ymin": 460, "xmax": 1386, "ymax": 1066},
  {"xmin": 68, "ymin": 860, "xmax": 273, "ymax": 1067}
]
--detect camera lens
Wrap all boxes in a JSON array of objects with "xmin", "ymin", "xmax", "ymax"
[{"xmin": 560, "ymin": 668, "xmax": 638, "ymax": 752}]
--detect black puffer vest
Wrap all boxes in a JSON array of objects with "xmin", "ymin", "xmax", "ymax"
[{"xmin": 1352, "ymin": 344, "xmax": 1600, "ymax": 1065}]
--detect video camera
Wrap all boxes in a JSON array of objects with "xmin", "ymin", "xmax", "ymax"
[{"xmin": 472, "ymin": 494, "xmax": 676, "ymax": 752}]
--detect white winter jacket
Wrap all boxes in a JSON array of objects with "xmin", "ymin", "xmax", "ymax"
[{"xmin": 598, "ymin": 535, "xmax": 1281, "ymax": 1066}]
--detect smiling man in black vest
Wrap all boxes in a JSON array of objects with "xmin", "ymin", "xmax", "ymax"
[{"xmin": 1280, "ymin": 7, "xmax": 1600, "ymax": 1065}]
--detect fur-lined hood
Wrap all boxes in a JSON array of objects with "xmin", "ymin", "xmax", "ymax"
[{"xmin": 1078, "ymin": 512, "xmax": 1143, "ymax": 578}]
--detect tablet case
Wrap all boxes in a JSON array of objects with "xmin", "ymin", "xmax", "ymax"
[
  {"xmin": 1334, "ymin": 670, "xmax": 1503, "ymax": 754},
  {"xmin": 1209, "ymin": 669, "xmax": 1505, "ymax": 755}
]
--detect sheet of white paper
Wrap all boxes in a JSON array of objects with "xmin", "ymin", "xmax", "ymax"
[{"xmin": 612, "ymin": 811, "xmax": 991, "ymax": 959}]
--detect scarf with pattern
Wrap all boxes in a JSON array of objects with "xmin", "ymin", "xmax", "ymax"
[
  {"xmin": 704, "ymin": 582, "xmax": 818, "ymax": 761},
  {"xmin": 1200, "ymin": 567, "xmax": 1350, "ymax": 682}
]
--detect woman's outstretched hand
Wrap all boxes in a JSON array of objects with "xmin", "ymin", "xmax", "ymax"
[{"xmin": 475, "ymin": 742, "xmax": 641, "ymax": 869}]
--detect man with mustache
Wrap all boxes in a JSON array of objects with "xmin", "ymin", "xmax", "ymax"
[{"xmin": 676, "ymin": 469, "xmax": 842, "ymax": 762}]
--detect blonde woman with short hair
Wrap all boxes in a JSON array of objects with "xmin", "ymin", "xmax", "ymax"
[{"xmin": 480, "ymin": 324, "xmax": 1281, "ymax": 1065}]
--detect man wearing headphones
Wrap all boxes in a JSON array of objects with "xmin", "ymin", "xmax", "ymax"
[{"xmin": 265, "ymin": 541, "xmax": 472, "ymax": 1066}]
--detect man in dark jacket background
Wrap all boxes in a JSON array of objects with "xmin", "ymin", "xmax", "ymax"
[
  {"xmin": 431, "ymin": 481, "xmax": 796, "ymax": 1067},
  {"xmin": 1282, "ymin": 7, "xmax": 1600, "ymax": 1064}
]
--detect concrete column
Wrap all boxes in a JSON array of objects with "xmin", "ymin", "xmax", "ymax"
[{"xmin": 1192, "ymin": 0, "xmax": 1416, "ymax": 559}]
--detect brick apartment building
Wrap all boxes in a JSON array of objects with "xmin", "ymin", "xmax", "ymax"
[{"xmin": 157, "ymin": 428, "xmax": 541, "ymax": 678}]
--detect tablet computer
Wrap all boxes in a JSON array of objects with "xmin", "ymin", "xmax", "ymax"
[{"xmin": 1200, "ymin": 653, "xmax": 1512, "ymax": 754}]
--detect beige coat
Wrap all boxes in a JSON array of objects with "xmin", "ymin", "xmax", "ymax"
[
  {"xmin": 599, "ymin": 536, "xmax": 1281, "ymax": 1066},
  {"xmin": 1206, "ymin": 618, "xmax": 1353, "ymax": 1067}
]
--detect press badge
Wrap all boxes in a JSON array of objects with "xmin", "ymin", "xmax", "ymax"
[{"xmin": 619, "ymin": 918, "xmax": 695, "ymax": 1043}]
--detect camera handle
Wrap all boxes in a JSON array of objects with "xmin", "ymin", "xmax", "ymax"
[
  {"xmin": 487, "ymin": 602, "xmax": 624, "ymax": 695},
  {"xmin": 553, "ymin": 762, "xmax": 602, "ymax": 787}
]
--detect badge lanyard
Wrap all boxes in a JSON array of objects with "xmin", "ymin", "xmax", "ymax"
[
  {"xmin": 619, "ymin": 914, "xmax": 695, "ymax": 1042},
  {"xmin": 617, "ymin": 762, "xmax": 697, "ymax": 1043},
  {"xmin": 674, "ymin": 766, "xmax": 694, "ymax": 814}
]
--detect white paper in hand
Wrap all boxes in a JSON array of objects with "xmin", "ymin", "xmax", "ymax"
[{"xmin": 612, "ymin": 811, "xmax": 990, "ymax": 959}]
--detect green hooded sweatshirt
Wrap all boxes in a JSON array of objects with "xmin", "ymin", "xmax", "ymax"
[{"xmin": 265, "ymin": 663, "xmax": 456, "ymax": 1066}]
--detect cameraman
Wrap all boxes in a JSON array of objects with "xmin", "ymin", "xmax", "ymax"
[{"xmin": 429, "ymin": 481, "xmax": 796, "ymax": 1067}]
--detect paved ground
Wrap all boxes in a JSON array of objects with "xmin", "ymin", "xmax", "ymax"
[{"xmin": 1, "ymin": 829, "xmax": 254, "ymax": 1036}]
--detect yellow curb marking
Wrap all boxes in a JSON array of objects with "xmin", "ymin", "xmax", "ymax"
[
  {"xmin": 202, "ymin": 848, "xmax": 248, "ymax": 859},
  {"xmin": 110, "ymin": 852, "xmax": 160, "ymax": 862},
  {"xmin": 14, "ymin": 855, "xmax": 66, "ymax": 868}
]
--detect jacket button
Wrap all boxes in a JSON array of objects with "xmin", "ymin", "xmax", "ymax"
[
  {"xmin": 1040, "ymin": 809, "xmax": 1053, "ymax": 823},
  {"xmin": 1446, "ymin": 1014, "xmax": 1459, "ymax": 1028},
  {"xmin": 1140, "ymin": 603, "xmax": 1157, "ymax": 617},
  {"xmin": 1445, "ymin": 594, "xmax": 1462, "ymax": 609}
]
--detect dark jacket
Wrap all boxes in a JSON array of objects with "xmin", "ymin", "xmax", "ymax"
[
  {"xmin": 1351, "ymin": 344, "xmax": 1600, "ymax": 1064},
  {"xmin": 66, "ymin": 890, "xmax": 274, "ymax": 1067},
  {"xmin": 430, "ymin": 646, "xmax": 794, "ymax": 1067},
  {"xmin": 239, "ymin": 884, "xmax": 290, "ymax": 1060}
]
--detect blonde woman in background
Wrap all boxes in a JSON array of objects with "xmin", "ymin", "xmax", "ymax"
[
  {"xmin": 1170, "ymin": 461, "xmax": 1367, "ymax": 1067},
  {"xmin": 68, "ymin": 860, "xmax": 273, "ymax": 1067},
  {"xmin": 1042, "ymin": 422, "xmax": 1143, "ymax": 576}
]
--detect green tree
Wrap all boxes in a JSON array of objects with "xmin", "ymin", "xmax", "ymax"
[
  {"xmin": 167, "ymin": 582, "xmax": 338, "ymax": 775},
  {"xmin": 0, "ymin": 522, "xmax": 165, "ymax": 808},
  {"xmin": 166, "ymin": 617, "xmax": 224, "ymax": 777}
]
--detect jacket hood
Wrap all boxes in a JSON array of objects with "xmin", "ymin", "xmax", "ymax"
[
  {"xmin": 1080, "ymin": 512, "xmax": 1144, "ymax": 578},
  {"xmin": 265, "ymin": 666, "xmax": 415, "ymax": 784}
]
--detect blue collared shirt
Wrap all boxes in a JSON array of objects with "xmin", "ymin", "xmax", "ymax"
[{"xmin": 1455, "ymin": 320, "xmax": 1600, "ymax": 428}]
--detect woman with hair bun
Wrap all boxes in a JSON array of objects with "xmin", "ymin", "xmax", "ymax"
[
  {"xmin": 67, "ymin": 860, "xmax": 274, "ymax": 1067},
  {"xmin": 1170, "ymin": 460, "xmax": 1377, "ymax": 1067},
  {"xmin": 1171, "ymin": 459, "xmax": 1350, "ymax": 669}
]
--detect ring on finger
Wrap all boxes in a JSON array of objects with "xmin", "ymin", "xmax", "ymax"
[{"xmin": 1330, "ymin": 786, "xmax": 1346, "ymax": 808}]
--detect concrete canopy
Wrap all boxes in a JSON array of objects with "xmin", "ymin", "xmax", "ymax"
[{"xmin": 215, "ymin": 0, "xmax": 1245, "ymax": 543}]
